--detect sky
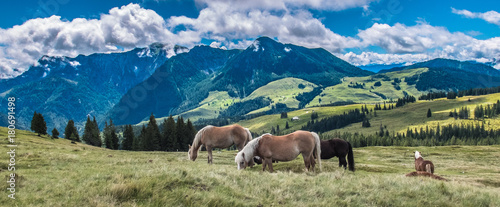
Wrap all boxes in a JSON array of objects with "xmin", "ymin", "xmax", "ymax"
[{"xmin": 0, "ymin": 0, "xmax": 499, "ymax": 78}]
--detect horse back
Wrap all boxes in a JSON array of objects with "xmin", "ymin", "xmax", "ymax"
[
  {"xmin": 203, "ymin": 124, "xmax": 246, "ymax": 148},
  {"xmin": 257, "ymin": 131, "xmax": 314, "ymax": 161},
  {"xmin": 320, "ymin": 139, "xmax": 349, "ymax": 159}
]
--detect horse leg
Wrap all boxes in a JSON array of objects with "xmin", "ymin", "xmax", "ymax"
[
  {"xmin": 310, "ymin": 155, "xmax": 316, "ymax": 172},
  {"xmin": 262, "ymin": 158, "xmax": 268, "ymax": 172},
  {"xmin": 267, "ymin": 158, "xmax": 274, "ymax": 173},
  {"xmin": 339, "ymin": 156, "xmax": 347, "ymax": 170},
  {"xmin": 303, "ymin": 154, "xmax": 312, "ymax": 172},
  {"xmin": 206, "ymin": 146, "xmax": 213, "ymax": 164}
]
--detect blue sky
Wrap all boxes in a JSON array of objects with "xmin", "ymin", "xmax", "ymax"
[{"xmin": 0, "ymin": 0, "xmax": 499, "ymax": 78}]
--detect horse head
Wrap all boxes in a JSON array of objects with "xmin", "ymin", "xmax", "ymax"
[
  {"xmin": 235, "ymin": 152, "xmax": 250, "ymax": 170},
  {"xmin": 414, "ymin": 151, "xmax": 422, "ymax": 160},
  {"xmin": 188, "ymin": 144, "xmax": 198, "ymax": 161}
]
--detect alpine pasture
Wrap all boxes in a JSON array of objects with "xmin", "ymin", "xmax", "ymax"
[{"xmin": 1, "ymin": 127, "xmax": 499, "ymax": 206}]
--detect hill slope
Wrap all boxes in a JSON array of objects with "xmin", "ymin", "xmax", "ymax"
[{"xmin": 1, "ymin": 127, "xmax": 499, "ymax": 206}]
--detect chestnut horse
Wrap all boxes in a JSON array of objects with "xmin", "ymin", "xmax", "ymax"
[
  {"xmin": 235, "ymin": 131, "xmax": 321, "ymax": 172},
  {"xmin": 188, "ymin": 124, "xmax": 252, "ymax": 164},
  {"xmin": 414, "ymin": 151, "xmax": 434, "ymax": 174},
  {"xmin": 320, "ymin": 138, "xmax": 355, "ymax": 172}
]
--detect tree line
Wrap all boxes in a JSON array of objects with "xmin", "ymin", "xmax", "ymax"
[
  {"xmin": 419, "ymin": 86, "xmax": 500, "ymax": 101},
  {"xmin": 301, "ymin": 108, "xmax": 365, "ymax": 133},
  {"xmin": 324, "ymin": 121, "xmax": 500, "ymax": 148},
  {"xmin": 30, "ymin": 112, "xmax": 197, "ymax": 151}
]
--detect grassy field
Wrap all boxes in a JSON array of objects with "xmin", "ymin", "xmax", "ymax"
[
  {"xmin": 329, "ymin": 93, "xmax": 500, "ymax": 136},
  {"xmin": 237, "ymin": 104, "xmax": 363, "ymax": 134},
  {"xmin": 1, "ymin": 127, "xmax": 499, "ymax": 206},
  {"xmin": 233, "ymin": 91, "xmax": 500, "ymax": 138}
]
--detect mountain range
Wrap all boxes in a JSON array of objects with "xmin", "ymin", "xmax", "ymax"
[
  {"xmin": 0, "ymin": 43, "xmax": 187, "ymax": 132},
  {"xmin": 2, "ymin": 37, "xmax": 500, "ymax": 136},
  {"xmin": 108, "ymin": 37, "xmax": 372, "ymax": 125}
]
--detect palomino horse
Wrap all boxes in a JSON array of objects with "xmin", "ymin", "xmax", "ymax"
[
  {"xmin": 235, "ymin": 131, "xmax": 321, "ymax": 172},
  {"xmin": 188, "ymin": 124, "xmax": 252, "ymax": 164},
  {"xmin": 414, "ymin": 151, "xmax": 434, "ymax": 174},
  {"xmin": 320, "ymin": 138, "xmax": 355, "ymax": 172}
]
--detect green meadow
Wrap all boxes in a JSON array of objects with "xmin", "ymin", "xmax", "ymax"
[{"xmin": 1, "ymin": 127, "xmax": 499, "ymax": 206}]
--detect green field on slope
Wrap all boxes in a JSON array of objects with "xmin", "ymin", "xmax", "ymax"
[{"xmin": 306, "ymin": 68, "xmax": 427, "ymax": 107}]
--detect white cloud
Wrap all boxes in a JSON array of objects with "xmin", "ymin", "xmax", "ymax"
[
  {"xmin": 0, "ymin": 3, "xmax": 183, "ymax": 78},
  {"xmin": 169, "ymin": 2, "xmax": 360, "ymax": 52},
  {"xmin": 452, "ymin": 8, "xmax": 500, "ymax": 26},
  {"xmin": 194, "ymin": 0, "xmax": 376, "ymax": 12},
  {"xmin": 2, "ymin": 2, "xmax": 499, "ymax": 79},
  {"xmin": 357, "ymin": 22, "xmax": 473, "ymax": 53},
  {"xmin": 339, "ymin": 52, "xmax": 431, "ymax": 66},
  {"xmin": 340, "ymin": 36, "xmax": 500, "ymax": 68},
  {"xmin": 344, "ymin": 21, "xmax": 500, "ymax": 68}
]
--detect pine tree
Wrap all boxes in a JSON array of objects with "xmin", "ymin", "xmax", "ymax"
[
  {"xmin": 31, "ymin": 112, "xmax": 47, "ymax": 136},
  {"xmin": 144, "ymin": 114, "xmax": 161, "ymax": 151},
  {"xmin": 122, "ymin": 125, "xmax": 134, "ymax": 150},
  {"xmin": 82, "ymin": 116, "xmax": 94, "ymax": 145},
  {"xmin": 163, "ymin": 115, "xmax": 177, "ymax": 151},
  {"xmin": 427, "ymin": 108, "xmax": 432, "ymax": 118},
  {"xmin": 104, "ymin": 121, "xmax": 111, "ymax": 149},
  {"xmin": 280, "ymin": 112, "xmax": 288, "ymax": 119},
  {"xmin": 91, "ymin": 116, "xmax": 102, "ymax": 147},
  {"xmin": 379, "ymin": 124, "xmax": 384, "ymax": 137},
  {"xmin": 133, "ymin": 125, "xmax": 146, "ymax": 151},
  {"xmin": 52, "ymin": 128, "xmax": 59, "ymax": 139},
  {"xmin": 104, "ymin": 119, "xmax": 119, "ymax": 150},
  {"xmin": 38, "ymin": 113, "xmax": 47, "ymax": 135},
  {"xmin": 176, "ymin": 116, "xmax": 187, "ymax": 151},
  {"xmin": 64, "ymin": 120, "xmax": 80, "ymax": 142},
  {"xmin": 186, "ymin": 119, "xmax": 197, "ymax": 150},
  {"xmin": 362, "ymin": 119, "xmax": 371, "ymax": 127},
  {"xmin": 31, "ymin": 111, "xmax": 37, "ymax": 133}
]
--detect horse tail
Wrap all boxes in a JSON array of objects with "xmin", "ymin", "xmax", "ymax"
[
  {"xmin": 347, "ymin": 141, "xmax": 355, "ymax": 172},
  {"xmin": 311, "ymin": 132, "xmax": 322, "ymax": 172},
  {"xmin": 244, "ymin": 128, "xmax": 253, "ymax": 144}
]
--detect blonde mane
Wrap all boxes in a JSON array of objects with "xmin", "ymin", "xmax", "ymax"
[
  {"xmin": 191, "ymin": 125, "xmax": 214, "ymax": 151},
  {"xmin": 235, "ymin": 134, "xmax": 268, "ymax": 164}
]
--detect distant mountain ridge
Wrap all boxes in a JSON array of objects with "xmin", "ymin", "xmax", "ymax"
[
  {"xmin": 379, "ymin": 58, "xmax": 500, "ymax": 91},
  {"xmin": 0, "ymin": 43, "xmax": 187, "ymax": 134}
]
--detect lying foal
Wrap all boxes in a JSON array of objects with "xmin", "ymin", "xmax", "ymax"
[{"xmin": 414, "ymin": 151, "xmax": 434, "ymax": 174}]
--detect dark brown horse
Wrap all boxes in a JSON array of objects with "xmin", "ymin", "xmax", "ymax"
[
  {"xmin": 414, "ymin": 151, "xmax": 434, "ymax": 174},
  {"xmin": 320, "ymin": 138, "xmax": 355, "ymax": 172},
  {"xmin": 188, "ymin": 124, "xmax": 252, "ymax": 164},
  {"xmin": 235, "ymin": 131, "xmax": 321, "ymax": 172}
]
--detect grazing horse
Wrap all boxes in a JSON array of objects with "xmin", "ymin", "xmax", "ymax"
[
  {"xmin": 320, "ymin": 138, "xmax": 355, "ymax": 172},
  {"xmin": 414, "ymin": 151, "xmax": 434, "ymax": 174},
  {"xmin": 188, "ymin": 124, "xmax": 252, "ymax": 164},
  {"xmin": 235, "ymin": 131, "xmax": 321, "ymax": 172}
]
